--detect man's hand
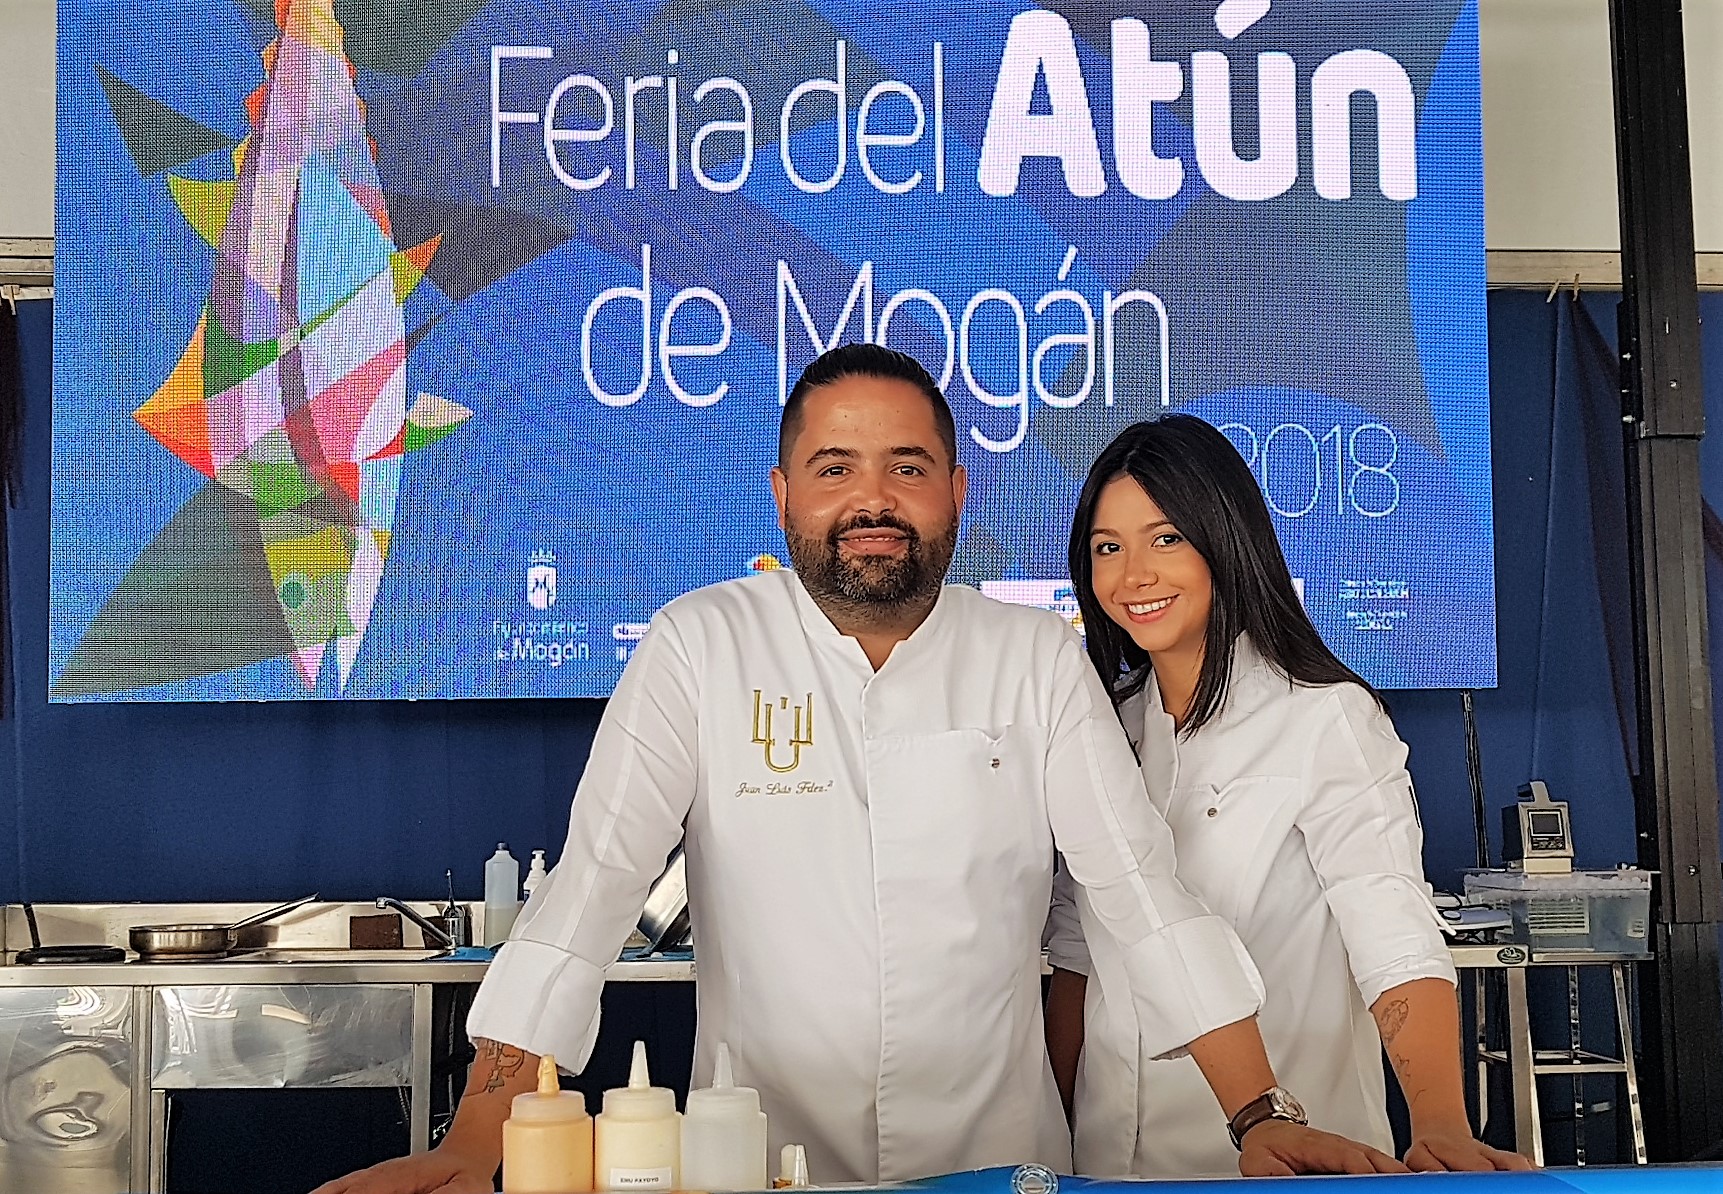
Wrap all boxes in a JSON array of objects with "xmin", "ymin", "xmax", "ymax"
[
  {"xmin": 1238, "ymin": 1120, "xmax": 1409, "ymax": 1177},
  {"xmin": 1404, "ymin": 1126, "xmax": 1534, "ymax": 1172},
  {"xmin": 308, "ymin": 1145, "xmax": 494, "ymax": 1194},
  {"xmin": 311, "ymin": 1038, "xmax": 530, "ymax": 1194}
]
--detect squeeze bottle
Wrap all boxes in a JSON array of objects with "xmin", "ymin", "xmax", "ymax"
[
  {"xmin": 680, "ymin": 1043, "xmax": 768, "ymax": 1191},
  {"xmin": 485, "ymin": 843, "xmax": 521, "ymax": 945},
  {"xmin": 502, "ymin": 1055, "xmax": 594, "ymax": 1193},
  {"xmin": 594, "ymin": 1041, "xmax": 680, "ymax": 1190}
]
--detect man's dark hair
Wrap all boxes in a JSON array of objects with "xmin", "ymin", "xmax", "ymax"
[{"xmin": 779, "ymin": 343, "xmax": 959, "ymax": 470}]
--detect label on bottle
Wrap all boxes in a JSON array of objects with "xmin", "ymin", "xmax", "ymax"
[{"xmin": 607, "ymin": 1168, "xmax": 673, "ymax": 1189}]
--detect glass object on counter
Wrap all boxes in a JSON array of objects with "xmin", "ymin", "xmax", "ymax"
[{"xmin": 0, "ymin": 986, "xmax": 132, "ymax": 1194}]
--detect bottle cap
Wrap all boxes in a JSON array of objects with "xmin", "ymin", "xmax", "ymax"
[
  {"xmin": 602, "ymin": 1040, "xmax": 676, "ymax": 1119},
  {"xmin": 684, "ymin": 1043, "xmax": 761, "ymax": 1119},
  {"xmin": 509, "ymin": 1054, "xmax": 588, "ymax": 1121}
]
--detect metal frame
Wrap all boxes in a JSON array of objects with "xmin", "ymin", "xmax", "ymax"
[
  {"xmin": 1462, "ymin": 947, "xmax": 1648, "ymax": 1167},
  {"xmin": 1608, "ymin": 0, "xmax": 1723, "ymax": 1160}
]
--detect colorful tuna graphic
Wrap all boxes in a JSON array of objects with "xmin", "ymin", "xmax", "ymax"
[{"xmin": 55, "ymin": 0, "xmax": 539, "ymax": 697}]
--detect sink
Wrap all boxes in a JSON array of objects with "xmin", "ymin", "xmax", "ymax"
[{"xmin": 226, "ymin": 948, "xmax": 450, "ymax": 963}]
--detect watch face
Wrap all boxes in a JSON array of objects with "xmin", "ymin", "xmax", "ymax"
[{"xmin": 1270, "ymin": 1088, "xmax": 1308, "ymax": 1121}]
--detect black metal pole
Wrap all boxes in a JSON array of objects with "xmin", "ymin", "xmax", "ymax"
[{"xmin": 1608, "ymin": 0, "xmax": 1723, "ymax": 1159}]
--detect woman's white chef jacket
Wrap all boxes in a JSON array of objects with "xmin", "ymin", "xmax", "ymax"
[
  {"xmin": 470, "ymin": 570, "xmax": 1264, "ymax": 1184},
  {"xmin": 1046, "ymin": 638, "xmax": 1456, "ymax": 1178}
]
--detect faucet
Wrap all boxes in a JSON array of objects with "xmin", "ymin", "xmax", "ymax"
[{"xmin": 374, "ymin": 897, "xmax": 468, "ymax": 949}]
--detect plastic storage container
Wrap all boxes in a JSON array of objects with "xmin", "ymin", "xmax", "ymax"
[{"xmin": 1463, "ymin": 868, "xmax": 1652, "ymax": 952}]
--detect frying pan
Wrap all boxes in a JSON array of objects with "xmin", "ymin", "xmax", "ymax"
[{"xmin": 128, "ymin": 894, "xmax": 319, "ymax": 958}]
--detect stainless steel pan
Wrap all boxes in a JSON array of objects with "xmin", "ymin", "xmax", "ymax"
[
  {"xmin": 129, "ymin": 894, "xmax": 318, "ymax": 958},
  {"xmin": 637, "ymin": 848, "xmax": 690, "ymax": 953}
]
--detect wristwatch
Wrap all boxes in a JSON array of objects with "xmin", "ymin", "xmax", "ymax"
[{"xmin": 1227, "ymin": 1086, "xmax": 1309, "ymax": 1149}]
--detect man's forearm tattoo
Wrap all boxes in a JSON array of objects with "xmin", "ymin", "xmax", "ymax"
[{"xmin": 477, "ymin": 1039, "xmax": 527, "ymax": 1093}]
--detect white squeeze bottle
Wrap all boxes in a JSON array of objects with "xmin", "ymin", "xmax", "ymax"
[
  {"xmin": 502, "ymin": 1055, "xmax": 594, "ymax": 1193},
  {"xmin": 595, "ymin": 1040, "xmax": 680, "ymax": 1190},
  {"xmin": 485, "ymin": 843, "xmax": 521, "ymax": 945},
  {"xmin": 680, "ymin": 1044, "xmax": 768, "ymax": 1191}
]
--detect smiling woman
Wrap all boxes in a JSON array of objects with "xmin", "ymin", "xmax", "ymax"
[{"xmin": 1046, "ymin": 415, "xmax": 1529, "ymax": 1178}]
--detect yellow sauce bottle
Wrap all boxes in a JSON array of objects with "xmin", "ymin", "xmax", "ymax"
[{"xmin": 503, "ymin": 1054, "xmax": 594, "ymax": 1193}]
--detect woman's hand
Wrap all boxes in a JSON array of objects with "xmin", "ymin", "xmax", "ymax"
[
  {"xmin": 1238, "ymin": 1120, "xmax": 1409, "ymax": 1176},
  {"xmin": 1404, "ymin": 1124, "xmax": 1534, "ymax": 1172}
]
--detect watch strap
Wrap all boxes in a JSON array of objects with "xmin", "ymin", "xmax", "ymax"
[{"xmin": 1228, "ymin": 1087, "xmax": 1308, "ymax": 1150}]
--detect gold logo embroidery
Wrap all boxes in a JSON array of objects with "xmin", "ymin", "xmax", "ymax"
[{"xmin": 752, "ymin": 690, "xmax": 814, "ymax": 773}]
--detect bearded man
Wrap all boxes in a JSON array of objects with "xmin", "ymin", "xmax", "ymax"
[{"xmin": 316, "ymin": 344, "xmax": 1401, "ymax": 1194}]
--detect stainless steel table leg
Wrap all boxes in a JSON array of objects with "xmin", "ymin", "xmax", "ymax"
[
  {"xmin": 411, "ymin": 983, "xmax": 433, "ymax": 1154},
  {"xmin": 1568, "ymin": 965, "xmax": 1585, "ymax": 1165},
  {"xmin": 1473, "ymin": 969, "xmax": 1489, "ymax": 1133},
  {"xmin": 130, "ymin": 987, "xmax": 153, "ymax": 1193},
  {"xmin": 1506, "ymin": 963, "xmax": 1543, "ymax": 1165},
  {"xmin": 149, "ymin": 1091, "xmax": 168, "ymax": 1193},
  {"xmin": 1613, "ymin": 963, "xmax": 1647, "ymax": 1165}
]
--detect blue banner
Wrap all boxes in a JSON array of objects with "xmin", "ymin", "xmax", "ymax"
[{"xmin": 51, "ymin": 0, "xmax": 1493, "ymax": 699}]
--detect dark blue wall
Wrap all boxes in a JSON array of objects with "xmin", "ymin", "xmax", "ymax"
[{"xmin": 4, "ymin": 292, "xmax": 1717, "ymax": 904}]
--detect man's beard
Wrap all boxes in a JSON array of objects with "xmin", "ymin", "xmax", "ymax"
[{"xmin": 784, "ymin": 510, "xmax": 959, "ymax": 614}]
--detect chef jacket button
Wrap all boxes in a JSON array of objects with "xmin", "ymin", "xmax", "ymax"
[
  {"xmin": 990, "ymin": 757, "xmax": 1001, "ymax": 769},
  {"xmin": 1206, "ymin": 806, "xmax": 1217, "ymax": 818}
]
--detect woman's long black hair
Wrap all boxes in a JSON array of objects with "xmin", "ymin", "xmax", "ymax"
[{"xmin": 1068, "ymin": 415, "xmax": 1381, "ymax": 734}]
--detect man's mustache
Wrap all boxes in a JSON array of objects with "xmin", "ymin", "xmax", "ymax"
[{"xmin": 828, "ymin": 513, "xmax": 920, "ymax": 542}]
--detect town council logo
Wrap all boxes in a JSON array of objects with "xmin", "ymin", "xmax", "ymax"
[{"xmin": 527, "ymin": 550, "xmax": 558, "ymax": 610}]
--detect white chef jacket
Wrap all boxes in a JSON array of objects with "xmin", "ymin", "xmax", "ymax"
[
  {"xmin": 1046, "ymin": 637, "xmax": 1456, "ymax": 1178},
  {"xmin": 469, "ymin": 569, "xmax": 1264, "ymax": 1184}
]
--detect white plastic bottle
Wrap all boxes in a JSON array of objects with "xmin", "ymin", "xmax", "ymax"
[
  {"xmin": 594, "ymin": 1041, "xmax": 680, "ymax": 1190},
  {"xmin": 524, "ymin": 849, "xmax": 549, "ymax": 900},
  {"xmin": 680, "ymin": 1044, "xmax": 767, "ymax": 1192},
  {"xmin": 502, "ymin": 1054, "xmax": 594, "ymax": 1193},
  {"xmin": 485, "ymin": 843, "xmax": 521, "ymax": 946}
]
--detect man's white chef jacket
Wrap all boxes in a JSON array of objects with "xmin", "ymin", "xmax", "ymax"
[{"xmin": 470, "ymin": 570, "xmax": 1263, "ymax": 1183}]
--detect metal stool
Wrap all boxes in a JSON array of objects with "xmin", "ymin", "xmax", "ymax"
[{"xmin": 1461, "ymin": 944, "xmax": 1649, "ymax": 1166}]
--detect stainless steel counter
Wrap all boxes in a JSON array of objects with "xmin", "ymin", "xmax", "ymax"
[
  {"xmin": 0, "ymin": 903, "xmax": 692, "ymax": 1193},
  {"xmin": 0, "ymin": 955, "xmax": 692, "ymax": 986}
]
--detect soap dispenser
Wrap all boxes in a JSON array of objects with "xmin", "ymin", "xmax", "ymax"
[
  {"xmin": 594, "ymin": 1040, "xmax": 680, "ymax": 1190},
  {"xmin": 524, "ymin": 849, "xmax": 549, "ymax": 899},
  {"xmin": 502, "ymin": 1055, "xmax": 594, "ymax": 1193},
  {"xmin": 680, "ymin": 1044, "xmax": 767, "ymax": 1191}
]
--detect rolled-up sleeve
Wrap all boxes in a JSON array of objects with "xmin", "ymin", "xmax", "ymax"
[
  {"xmin": 1043, "ymin": 633, "xmax": 1264, "ymax": 1058},
  {"xmin": 468, "ymin": 613, "xmax": 699, "ymax": 1069},
  {"xmin": 1301, "ymin": 685, "xmax": 1456, "ymax": 1008}
]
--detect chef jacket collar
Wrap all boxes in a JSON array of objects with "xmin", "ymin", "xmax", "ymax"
[
  {"xmin": 1134, "ymin": 633, "xmax": 1287, "ymax": 766},
  {"xmin": 785, "ymin": 568, "xmax": 958, "ymax": 669}
]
